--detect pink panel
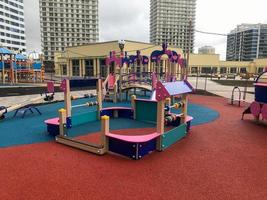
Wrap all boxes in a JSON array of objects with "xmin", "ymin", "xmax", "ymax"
[
  {"xmin": 44, "ymin": 117, "xmax": 59, "ymax": 125},
  {"xmin": 47, "ymin": 81, "xmax": 54, "ymax": 93},
  {"xmin": 156, "ymin": 81, "xmax": 170, "ymax": 101},
  {"xmin": 254, "ymin": 83, "xmax": 267, "ymax": 87},
  {"xmin": 261, "ymin": 104, "xmax": 267, "ymax": 120},
  {"xmin": 129, "ymin": 73, "xmax": 136, "ymax": 81},
  {"xmin": 101, "ymin": 107, "xmax": 133, "ymax": 111},
  {"xmin": 250, "ymin": 101, "xmax": 261, "ymax": 117},
  {"xmin": 152, "ymin": 72, "xmax": 157, "ymax": 90},
  {"xmin": 60, "ymin": 79, "xmax": 66, "ymax": 92},
  {"xmin": 106, "ymin": 132, "xmax": 160, "ymax": 143},
  {"xmin": 108, "ymin": 74, "xmax": 115, "ymax": 89}
]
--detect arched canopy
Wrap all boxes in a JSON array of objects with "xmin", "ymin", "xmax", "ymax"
[
  {"xmin": 150, "ymin": 43, "xmax": 181, "ymax": 64},
  {"xmin": 129, "ymin": 51, "xmax": 149, "ymax": 65}
]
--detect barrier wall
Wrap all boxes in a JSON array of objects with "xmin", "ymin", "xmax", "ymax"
[
  {"xmin": 135, "ymin": 100, "xmax": 157, "ymax": 123},
  {"xmin": 72, "ymin": 111, "xmax": 98, "ymax": 126}
]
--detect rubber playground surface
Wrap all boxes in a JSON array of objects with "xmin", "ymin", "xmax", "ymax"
[
  {"xmin": 1, "ymin": 95, "xmax": 267, "ymax": 200},
  {"xmin": 0, "ymin": 97, "xmax": 219, "ymax": 147}
]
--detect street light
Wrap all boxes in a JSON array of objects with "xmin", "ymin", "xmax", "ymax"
[
  {"xmin": 118, "ymin": 39, "xmax": 125, "ymax": 101},
  {"xmin": 118, "ymin": 39, "xmax": 125, "ymax": 53}
]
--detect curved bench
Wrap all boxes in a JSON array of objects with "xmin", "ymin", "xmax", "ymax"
[
  {"xmin": 107, "ymin": 132, "xmax": 160, "ymax": 160},
  {"xmin": 106, "ymin": 132, "xmax": 160, "ymax": 143},
  {"xmin": 45, "ymin": 117, "xmax": 60, "ymax": 135}
]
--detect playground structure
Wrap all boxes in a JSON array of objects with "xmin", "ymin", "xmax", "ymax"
[
  {"xmin": 103, "ymin": 43, "xmax": 185, "ymax": 103},
  {"xmin": 0, "ymin": 47, "xmax": 44, "ymax": 84},
  {"xmin": 0, "ymin": 81, "xmax": 54, "ymax": 120},
  {"xmin": 45, "ymin": 76, "xmax": 193, "ymax": 159},
  {"xmin": 242, "ymin": 68, "xmax": 267, "ymax": 122}
]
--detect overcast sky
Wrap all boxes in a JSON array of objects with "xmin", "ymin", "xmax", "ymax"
[{"xmin": 24, "ymin": 0, "xmax": 267, "ymax": 60}]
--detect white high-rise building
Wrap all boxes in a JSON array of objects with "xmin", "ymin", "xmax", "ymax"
[
  {"xmin": 150, "ymin": 0, "xmax": 196, "ymax": 53},
  {"xmin": 0, "ymin": 0, "xmax": 26, "ymax": 51},
  {"xmin": 227, "ymin": 24, "xmax": 267, "ymax": 61},
  {"xmin": 39, "ymin": 0, "xmax": 99, "ymax": 62}
]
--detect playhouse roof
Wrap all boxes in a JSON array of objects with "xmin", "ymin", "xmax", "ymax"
[
  {"xmin": 163, "ymin": 81, "xmax": 193, "ymax": 96},
  {"xmin": 155, "ymin": 80, "xmax": 193, "ymax": 101}
]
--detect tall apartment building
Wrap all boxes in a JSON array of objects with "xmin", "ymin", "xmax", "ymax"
[
  {"xmin": 226, "ymin": 24, "xmax": 267, "ymax": 61},
  {"xmin": 39, "ymin": 0, "xmax": 99, "ymax": 62},
  {"xmin": 0, "ymin": 0, "xmax": 26, "ymax": 51},
  {"xmin": 150, "ymin": 0, "xmax": 196, "ymax": 53}
]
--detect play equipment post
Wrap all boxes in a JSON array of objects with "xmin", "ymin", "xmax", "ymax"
[
  {"xmin": 101, "ymin": 115, "xmax": 109, "ymax": 153},
  {"xmin": 131, "ymin": 95, "xmax": 136, "ymax": 119},
  {"xmin": 59, "ymin": 109, "xmax": 67, "ymax": 136}
]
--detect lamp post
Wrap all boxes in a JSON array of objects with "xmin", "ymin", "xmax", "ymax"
[{"xmin": 118, "ymin": 40, "xmax": 125, "ymax": 101}]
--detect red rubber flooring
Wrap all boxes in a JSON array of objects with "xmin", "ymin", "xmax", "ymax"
[{"xmin": 0, "ymin": 95, "xmax": 267, "ymax": 200}]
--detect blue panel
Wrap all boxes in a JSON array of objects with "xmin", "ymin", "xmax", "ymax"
[
  {"xmin": 70, "ymin": 79, "xmax": 98, "ymax": 88},
  {"xmin": 255, "ymin": 85, "xmax": 267, "ymax": 103},
  {"xmin": 186, "ymin": 121, "xmax": 191, "ymax": 132},
  {"xmin": 33, "ymin": 62, "xmax": 42, "ymax": 70},
  {"xmin": 138, "ymin": 139, "xmax": 157, "ymax": 158},
  {"xmin": 0, "ymin": 62, "xmax": 3, "ymax": 69},
  {"xmin": 47, "ymin": 124, "xmax": 59, "ymax": 136},
  {"xmin": 118, "ymin": 109, "xmax": 133, "ymax": 118},
  {"xmin": 100, "ymin": 109, "xmax": 114, "ymax": 117},
  {"xmin": 108, "ymin": 137, "xmax": 137, "ymax": 159},
  {"xmin": 66, "ymin": 117, "xmax": 72, "ymax": 128}
]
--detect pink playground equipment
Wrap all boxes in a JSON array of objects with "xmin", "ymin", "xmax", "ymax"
[
  {"xmin": 150, "ymin": 43, "xmax": 186, "ymax": 81},
  {"xmin": 242, "ymin": 67, "xmax": 267, "ymax": 123}
]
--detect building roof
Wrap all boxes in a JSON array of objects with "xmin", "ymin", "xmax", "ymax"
[{"xmin": 64, "ymin": 40, "xmax": 183, "ymax": 58}]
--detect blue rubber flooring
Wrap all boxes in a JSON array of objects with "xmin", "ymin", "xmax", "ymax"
[{"xmin": 0, "ymin": 98, "xmax": 219, "ymax": 148}]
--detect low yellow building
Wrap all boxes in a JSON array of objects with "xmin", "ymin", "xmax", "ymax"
[
  {"xmin": 54, "ymin": 40, "xmax": 267, "ymax": 78},
  {"xmin": 54, "ymin": 40, "xmax": 183, "ymax": 78},
  {"xmin": 189, "ymin": 54, "xmax": 267, "ymax": 75}
]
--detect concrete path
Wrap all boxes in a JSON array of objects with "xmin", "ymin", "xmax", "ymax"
[
  {"xmin": 0, "ymin": 77, "xmax": 255, "ymax": 106},
  {"xmin": 188, "ymin": 77, "xmax": 255, "ymax": 103}
]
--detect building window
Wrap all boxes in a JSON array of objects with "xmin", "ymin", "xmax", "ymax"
[
  {"xmin": 201, "ymin": 67, "xmax": 211, "ymax": 74},
  {"xmin": 61, "ymin": 64, "xmax": 67, "ymax": 75},
  {"xmin": 72, "ymin": 60, "xmax": 80, "ymax": 76},
  {"xmin": 258, "ymin": 68, "xmax": 264, "ymax": 74},
  {"xmin": 230, "ymin": 68, "xmax": 237, "ymax": 74},
  {"xmin": 100, "ymin": 59, "xmax": 107, "ymax": 78},
  {"xmin": 240, "ymin": 68, "xmax": 247, "ymax": 73},
  {"xmin": 191, "ymin": 67, "xmax": 198, "ymax": 74},
  {"xmin": 220, "ymin": 67, "xmax": 227, "ymax": 74},
  {"xmin": 85, "ymin": 59, "xmax": 94, "ymax": 77}
]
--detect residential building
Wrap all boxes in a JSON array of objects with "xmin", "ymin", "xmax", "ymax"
[
  {"xmin": 226, "ymin": 24, "xmax": 267, "ymax": 61},
  {"xmin": 0, "ymin": 0, "xmax": 26, "ymax": 51},
  {"xmin": 150, "ymin": 0, "xmax": 196, "ymax": 53},
  {"xmin": 39, "ymin": 0, "xmax": 99, "ymax": 63},
  {"xmin": 198, "ymin": 46, "xmax": 215, "ymax": 54}
]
